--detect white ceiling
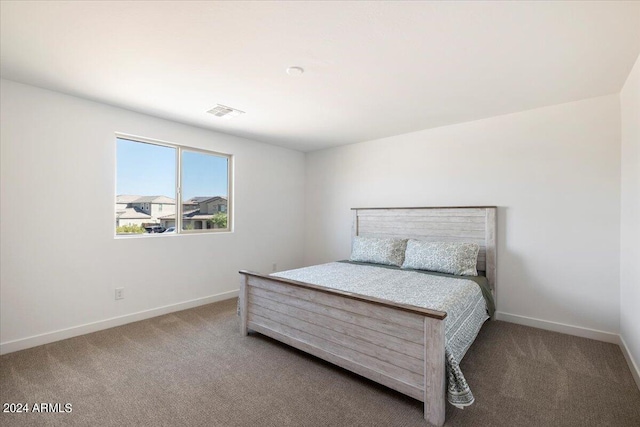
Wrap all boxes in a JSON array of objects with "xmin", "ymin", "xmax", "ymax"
[{"xmin": 2, "ymin": 1, "xmax": 639, "ymax": 152}]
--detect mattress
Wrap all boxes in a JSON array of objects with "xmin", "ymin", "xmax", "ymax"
[{"xmin": 272, "ymin": 261, "xmax": 494, "ymax": 407}]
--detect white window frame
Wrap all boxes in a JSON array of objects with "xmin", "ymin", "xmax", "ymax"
[{"xmin": 115, "ymin": 133, "xmax": 233, "ymax": 237}]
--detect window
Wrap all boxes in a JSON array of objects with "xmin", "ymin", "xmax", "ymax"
[
  {"xmin": 181, "ymin": 149, "xmax": 229, "ymax": 231},
  {"xmin": 115, "ymin": 136, "xmax": 232, "ymax": 236}
]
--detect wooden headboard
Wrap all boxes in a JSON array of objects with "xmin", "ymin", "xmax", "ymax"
[{"xmin": 351, "ymin": 206, "xmax": 497, "ymax": 294}]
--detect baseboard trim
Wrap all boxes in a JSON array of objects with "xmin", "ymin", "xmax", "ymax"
[
  {"xmin": 0, "ymin": 290, "xmax": 239, "ymax": 355},
  {"xmin": 494, "ymin": 311, "xmax": 620, "ymax": 344},
  {"xmin": 620, "ymin": 335, "xmax": 640, "ymax": 391}
]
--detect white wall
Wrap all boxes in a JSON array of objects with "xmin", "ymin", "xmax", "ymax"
[
  {"xmin": 0, "ymin": 79, "xmax": 306, "ymax": 353},
  {"xmin": 305, "ymin": 95, "xmax": 621, "ymax": 338},
  {"xmin": 620, "ymin": 55, "xmax": 640, "ymax": 383},
  {"xmin": 0, "ymin": 76, "xmax": 632, "ymax": 359}
]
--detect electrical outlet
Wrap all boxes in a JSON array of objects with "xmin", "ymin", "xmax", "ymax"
[
  {"xmin": 115, "ymin": 287, "xmax": 124, "ymax": 300},
  {"xmin": 272, "ymin": 263, "xmax": 277, "ymax": 272}
]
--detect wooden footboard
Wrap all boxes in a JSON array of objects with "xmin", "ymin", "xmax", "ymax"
[{"xmin": 239, "ymin": 270, "xmax": 447, "ymax": 427}]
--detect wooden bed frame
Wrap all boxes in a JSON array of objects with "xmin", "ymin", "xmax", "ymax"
[{"xmin": 239, "ymin": 207, "xmax": 497, "ymax": 426}]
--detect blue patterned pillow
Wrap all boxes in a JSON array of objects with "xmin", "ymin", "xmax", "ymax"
[
  {"xmin": 401, "ymin": 240, "xmax": 479, "ymax": 276},
  {"xmin": 350, "ymin": 236, "xmax": 408, "ymax": 267}
]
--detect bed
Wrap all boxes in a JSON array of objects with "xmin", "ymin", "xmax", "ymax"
[{"xmin": 239, "ymin": 206, "xmax": 497, "ymax": 426}]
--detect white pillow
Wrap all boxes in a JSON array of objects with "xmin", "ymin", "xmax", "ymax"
[
  {"xmin": 401, "ymin": 240, "xmax": 479, "ymax": 276},
  {"xmin": 350, "ymin": 236, "xmax": 407, "ymax": 267}
]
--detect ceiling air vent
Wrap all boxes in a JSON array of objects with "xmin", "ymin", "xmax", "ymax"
[{"xmin": 207, "ymin": 104, "xmax": 245, "ymax": 119}]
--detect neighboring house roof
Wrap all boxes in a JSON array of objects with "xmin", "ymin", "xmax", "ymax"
[
  {"xmin": 117, "ymin": 195, "xmax": 176, "ymax": 205},
  {"xmin": 182, "ymin": 210, "xmax": 218, "ymax": 220},
  {"xmin": 198, "ymin": 196, "xmax": 228, "ymax": 204},
  {"xmin": 159, "ymin": 209, "xmax": 223, "ymax": 221},
  {"xmin": 117, "ymin": 207, "xmax": 152, "ymax": 219},
  {"xmin": 184, "ymin": 215, "xmax": 218, "ymax": 220},
  {"xmin": 116, "ymin": 194, "xmax": 142, "ymax": 204},
  {"xmin": 158, "ymin": 210, "xmax": 190, "ymax": 220},
  {"xmin": 132, "ymin": 195, "xmax": 176, "ymax": 204},
  {"xmin": 183, "ymin": 196, "xmax": 214, "ymax": 204}
]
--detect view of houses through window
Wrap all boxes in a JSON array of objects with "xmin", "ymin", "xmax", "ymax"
[{"xmin": 116, "ymin": 137, "xmax": 230, "ymax": 235}]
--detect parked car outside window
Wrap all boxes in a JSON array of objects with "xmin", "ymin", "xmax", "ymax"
[{"xmin": 144, "ymin": 225, "xmax": 165, "ymax": 233}]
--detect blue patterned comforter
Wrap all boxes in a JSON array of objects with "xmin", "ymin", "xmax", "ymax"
[{"xmin": 272, "ymin": 262, "xmax": 491, "ymax": 408}]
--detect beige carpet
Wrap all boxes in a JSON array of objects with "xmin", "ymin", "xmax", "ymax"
[{"xmin": 1, "ymin": 298, "xmax": 639, "ymax": 427}]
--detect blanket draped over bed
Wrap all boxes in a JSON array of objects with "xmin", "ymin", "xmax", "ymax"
[{"xmin": 271, "ymin": 261, "xmax": 493, "ymax": 408}]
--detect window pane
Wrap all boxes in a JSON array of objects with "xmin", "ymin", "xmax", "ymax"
[
  {"xmin": 115, "ymin": 138, "xmax": 176, "ymax": 235},
  {"xmin": 181, "ymin": 150, "xmax": 229, "ymax": 231}
]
